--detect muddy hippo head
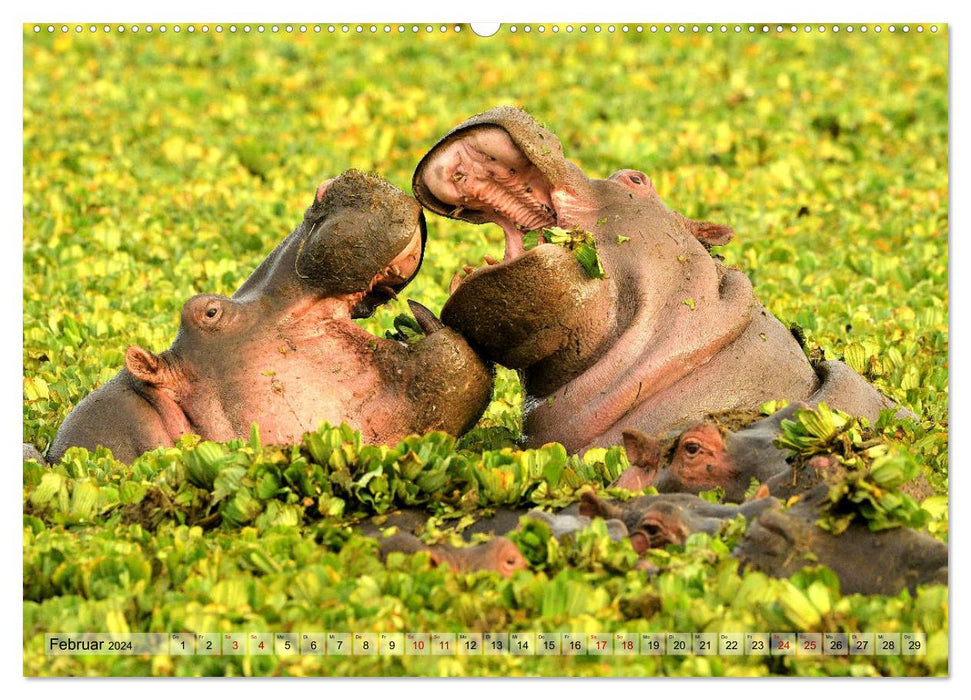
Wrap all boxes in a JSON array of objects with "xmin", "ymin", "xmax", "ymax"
[
  {"xmin": 413, "ymin": 107, "xmax": 902, "ymax": 453},
  {"xmin": 49, "ymin": 170, "xmax": 493, "ymax": 463}
]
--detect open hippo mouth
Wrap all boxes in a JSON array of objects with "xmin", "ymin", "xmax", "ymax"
[
  {"xmin": 412, "ymin": 107, "xmax": 586, "ymax": 290},
  {"xmin": 352, "ymin": 213, "xmax": 427, "ymax": 317}
]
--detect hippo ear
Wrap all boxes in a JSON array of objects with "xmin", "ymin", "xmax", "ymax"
[
  {"xmin": 314, "ymin": 178, "xmax": 335, "ymax": 203},
  {"xmin": 125, "ymin": 346, "xmax": 163, "ymax": 386},
  {"xmin": 621, "ymin": 428, "xmax": 662, "ymax": 469},
  {"xmin": 578, "ymin": 491, "xmax": 624, "ymax": 520},
  {"xmin": 688, "ymin": 219, "xmax": 734, "ymax": 247}
]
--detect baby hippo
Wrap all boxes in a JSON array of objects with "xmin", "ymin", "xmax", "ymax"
[{"xmin": 47, "ymin": 170, "xmax": 493, "ymax": 464}]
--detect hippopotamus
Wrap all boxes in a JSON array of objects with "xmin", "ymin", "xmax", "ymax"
[
  {"xmin": 578, "ymin": 489, "xmax": 948, "ymax": 595},
  {"xmin": 611, "ymin": 403, "xmax": 935, "ymax": 503},
  {"xmin": 376, "ymin": 532, "xmax": 527, "ymax": 577},
  {"xmin": 577, "ymin": 491, "xmax": 777, "ymax": 553},
  {"xmin": 612, "ymin": 404, "xmax": 821, "ymax": 502},
  {"xmin": 735, "ymin": 486, "xmax": 948, "ymax": 596},
  {"xmin": 46, "ymin": 170, "xmax": 493, "ymax": 464},
  {"xmin": 412, "ymin": 106, "xmax": 905, "ymax": 453}
]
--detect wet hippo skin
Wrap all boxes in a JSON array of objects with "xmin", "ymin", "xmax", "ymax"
[
  {"xmin": 48, "ymin": 170, "xmax": 494, "ymax": 464},
  {"xmin": 413, "ymin": 107, "xmax": 907, "ymax": 453}
]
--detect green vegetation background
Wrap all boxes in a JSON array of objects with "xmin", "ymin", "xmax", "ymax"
[{"xmin": 23, "ymin": 25, "xmax": 948, "ymax": 676}]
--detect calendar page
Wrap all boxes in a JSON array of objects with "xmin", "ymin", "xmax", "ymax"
[{"xmin": 22, "ymin": 19, "xmax": 949, "ymax": 678}]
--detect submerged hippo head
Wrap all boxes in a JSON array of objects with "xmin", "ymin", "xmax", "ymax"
[
  {"xmin": 579, "ymin": 490, "xmax": 776, "ymax": 554},
  {"xmin": 736, "ymin": 489, "xmax": 948, "ymax": 595},
  {"xmin": 50, "ymin": 170, "xmax": 493, "ymax": 463},
  {"xmin": 413, "ymin": 107, "xmax": 902, "ymax": 453},
  {"xmin": 578, "ymin": 488, "xmax": 946, "ymax": 595}
]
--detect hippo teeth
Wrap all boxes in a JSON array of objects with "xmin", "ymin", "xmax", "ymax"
[{"xmin": 458, "ymin": 172, "xmax": 556, "ymax": 233}]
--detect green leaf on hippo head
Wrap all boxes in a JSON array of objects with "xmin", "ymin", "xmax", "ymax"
[
  {"xmin": 521, "ymin": 230, "xmax": 540, "ymax": 250},
  {"xmin": 573, "ymin": 243, "xmax": 606, "ymax": 279}
]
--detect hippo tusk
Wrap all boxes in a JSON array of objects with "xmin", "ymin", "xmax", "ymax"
[
  {"xmin": 373, "ymin": 284, "xmax": 398, "ymax": 301},
  {"xmin": 407, "ymin": 300, "xmax": 445, "ymax": 334}
]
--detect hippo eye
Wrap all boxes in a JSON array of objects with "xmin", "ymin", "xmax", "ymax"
[
  {"xmin": 202, "ymin": 304, "xmax": 222, "ymax": 324},
  {"xmin": 683, "ymin": 440, "xmax": 702, "ymax": 456},
  {"xmin": 629, "ymin": 174, "xmax": 644, "ymax": 185}
]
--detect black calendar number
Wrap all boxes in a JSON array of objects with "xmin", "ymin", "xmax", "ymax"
[
  {"xmin": 725, "ymin": 640, "xmax": 738, "ymax": 651},
  {"xmin": 751, "ymin": 640, "xmax": 765, "ymax": 651},
  {"xmin": 465, "ymin": 640, "xmax": 477, "ymax": 651},
  {"xmin": 856, "ymin": 639, "xmax": 868, "ymax": 651},
  {"xmin": 908, "ymin": 640, "xmax": 922, "ymax": 651},
  {"xmin": 673, "ymin": 640, "xmax": 686, "ymax": 651},
  {"xmin": 830, "ymin": 639, "xmax": 843, "ymax": 650},
  {"xmin": 544, "ymin": 640, "xmax": 555, "ymax": 651}
]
